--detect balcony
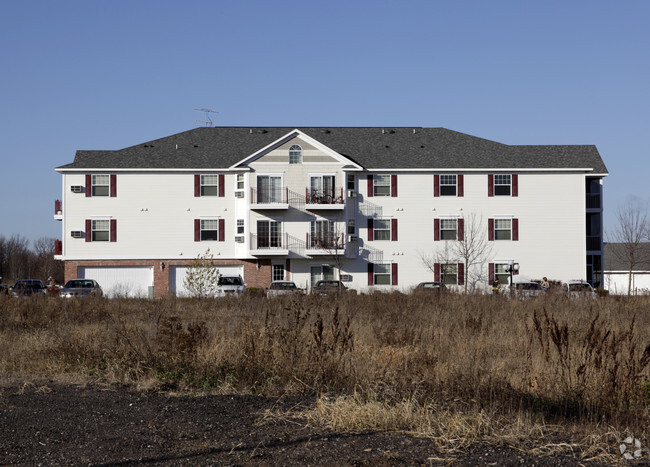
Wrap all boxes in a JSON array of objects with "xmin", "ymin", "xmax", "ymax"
[
  {"xmin": 250, "ymin": 187, "xmax": 289, "ymax": 209},
  {"xmin": 54, "ymin": 200, "xmax": 62, "ymax": 221},
  {"xmin": 305, "ymin": 188, "xmax": 345, "ymax": 210},
  {"xmin": 306, "ymin": 233, "xmax": 345, "ymax": 256},
  {"xmin": 586, "ymin": 235, "xmax": 602, "ymax": 252},
  {"xmin": 586, "ymin": 193, "xmax": 601, "ymax": 210}
]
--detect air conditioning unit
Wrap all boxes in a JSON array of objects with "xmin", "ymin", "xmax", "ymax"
[
  {"xmin": 70, "ymin": 185, "xmax": 83, "ymax": 193},
  {"xmin": 347, "ymin": 235, "xmax": 358, "ymax": 242},
  {"xmin": 234, "ymin": 191, "xmax": 244, "ymax": 198},
  {"xmin": 70, "ymin": 231, "xmax": 83, "ymax": 238},
  {"xmin": 234, "ymin": 235, "xmax": 245, "ymax": 243},
  {"xmin": 347, "ymin": 190, "xmax": 357, "ymax": 198}
]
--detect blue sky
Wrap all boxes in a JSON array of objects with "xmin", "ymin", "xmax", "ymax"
[{"xmin": 1, "ymin": 0, "xmax": 649, "ymax": 245}]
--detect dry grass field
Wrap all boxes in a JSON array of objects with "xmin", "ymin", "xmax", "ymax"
[{"xmin": 1, "ymin": 292, "xmax": 649, "ymax": 461}]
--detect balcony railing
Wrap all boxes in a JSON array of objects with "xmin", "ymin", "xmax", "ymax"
[
  {"xmin": 306, "ymin": 233, "xmax": 344, "ymax": 250},
  {"xmin": 251, "ymin": 187, "xmax": 288, "ymax": 205},
  {"xmin": 586, "ymin": 193, "xmax": 601, "ymax": 209},
  {"xmin": 305, "ymin": 188, "xmax": 344, "ymax": 205},
  {"xmin": 251, "ymin": 232, "xmax": 286, "ymax": 249}
]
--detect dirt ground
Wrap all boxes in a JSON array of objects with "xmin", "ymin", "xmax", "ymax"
[{"xmin": 0, "ymin": 382, "xmax": 621, "ymax": 466}]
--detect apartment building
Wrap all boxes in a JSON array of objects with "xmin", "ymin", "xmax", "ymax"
[{"xmin": 54, "ymin": 127, "xmax": 607, "ymax": 297}]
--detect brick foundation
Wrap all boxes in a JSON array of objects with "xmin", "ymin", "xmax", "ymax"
[{"xmin": 64, "ymin": 258, "xmax": 273, "ymax": 298}]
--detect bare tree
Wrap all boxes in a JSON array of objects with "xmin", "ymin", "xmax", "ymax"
[{"xmin": 609, "ymin": 198, "xmax": 650, "ymax": 295}]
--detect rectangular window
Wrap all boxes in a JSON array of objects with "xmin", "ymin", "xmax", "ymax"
[
  {"xmin": 257, "ymin": 175, "xmax": 282, "ymax": 203},
  {"xmin": 347, "ymin": 174, "xmax": 355, "ymax": 190},
  {"xmin": 494, "ymin": 174, "xmax": 511, "ymax": 196},
  {"xmin": 311, "ymin": 220, "xmax": 336, "ymax": 248},
  {"xmin": 373, "ymin": 174, "xmax": 391, "ymax": 196},
  {"xmin": 237, "ymin": 219, "xmax": 244, "ymax": 234},
  {"xmin": 441, "ymin": 263, "xmax": 458, "ymax": 285},
  {"xmin": 92, "ymin": 175, "xmax": 110, "ymax": 197},
  {"xmin": 91, "ymin": 219, "xmax": 110, "ymax": 241},
  {"xmin": 440, "ymin": 175, "xmax": 457, "ymax": 196},
  {"xmin": 495, "ymin": 263, "xmax": 510, "ymax": 285},
  {"xmin": 257, "ymin": 220, "xmax": 281, "ymax": 248},
  {"xmin": 310, "ymin": 175, "xmax": 335, "ymax": 201},
  {"xmin": 272, "ymin": 264, "xmax": 285, "ymax": 281},
  {"xmin": 494, "ymin": 219, "xmax": 512, "ymax": 240},
  {"xmin": 236, "ymin": 174, "xmax": 244, "ymax": 190},
  {"xmin": 311, "ymin": 265, "xmax": 334, "ymax": 285},
  {"xmin": 373, "ymin": 263, "xmax": 391, "ymax": 285},
  {"xmin": 347, "ymin": 219, "xmax": 355, "ymax": 235},
  {"xmin": 200, "ymin": 175, "xmax": 219, "ymax": 196},
  {"xmin": 440, "ymin": 219, "xmax": 457, "ymax": 240},
  {"xmin": 373, "ymin": 219, "xmax": 391, "ymax": 241},
  {"xmin": 200, "ymin": 219, "xmax": 219, "ymax": 241}
]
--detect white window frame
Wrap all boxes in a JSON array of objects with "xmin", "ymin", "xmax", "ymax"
[
  {"xmin": 311, "ymin": 264, "xmax": 335, "ymax": 285},
  {"xmin": 237, "ymin": 219, "xmax": 244, "ymax": 235},
  {"xmin": 373, "ymin": 219, "xmax": 391, "ymax": 241},
  {"xmin": 91, "ymin": 219, "xmax": 110, "ymax": 242},
  {"xmin": 347, "ymin": 219, "xmax": 355, "ymax": 235},
  {"xmin": 440, "ymin": 174, "xmax": 457, "ymax": 196},
  {"xmin": 256, "ymin": 219, "xmax": 282, "ymax": 248},
  {"xmin": 236, "ymin": 173, "xmax": 245, "ymax": 190},
  {"xmin": 373, "ymin": 174, "xmax": 391, "ymax": 197},
  {"xmin": 200, "ymin": 219, "xmax": 219, "ymax": 241},
  {"xmin": 494, "ymin": 218, "xmax": 512, "ymax": 241},
  {"xmin": 373, "ymin": 263, "xmax": 391, "ymax": 285},
  {"xmin": 347, "ymin": 173, "xmax": 355, "ymax": 190},
  {"xmin": 494, "ymin": 263, "xmax": 511, "ymax": 285},
  {"xmin": 441, "ymin": 263, "xmax": 458, "ymax": 285},
  {"xmin": 494, "ymin": 174, "xmax": 512, "ymax": 196},
  {"xmin": 289, "ymin": 144, "xmax": 302, "ymax": 164},
  {"xmin": 272, "ymin": 263, "xmax": 285, "ymax": 281},
  {"xmin": 440, "ymin": 218, "xmax": 458, "ymax": 241},
  {"xmin": 309, "ymin": 174, "xmax": 336, "ymax": 200},
  {"xmin": 256, "ymin": 174, "xmax": 283, "ymax": 203},
  {"xmin": 200, "ymin": 174, "xmax": 219, "ymax": 197},
  {"xmin": 92, "ymin": 175, "xmax": 110, "ymax": 197}
]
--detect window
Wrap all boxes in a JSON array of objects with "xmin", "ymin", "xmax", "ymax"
[
  {"xmin": 347, "ymin": 219, "xmax": 355, "ymax": 235},
  {"xmin": 256, "ymin": 175, "xmax": 282, "ymax": 203},
  {"xmin": 373, "ymin": 219, "xmax": 391, "ymax": 241},
  {"xmin": 237, "ymin": 219, "xmax": 244, "ymax": 234},
  {"xmin": 494, "ymin": 219, "xmax": 511, "ymax": 240},
  {"xmin": 373, "ymin": 174, "xmax": 391, "ymax": 196},
  {"xmin": 311, "ymin": 220, "xmax": 338, "ymax": 248},
  {"xmin": 440, "ymin": 219, "xmax": 457, "ymax": 240},
  {"xmin": 237, "ymin": 174, "xmax": 244, "ymax": 190},
  {"xmin": 347, "ymin": 174, "xmax": 355, "ymax": 190},
  {"xmin": 200, "ymin": 219, "xmax": 219, "ymax": 241},
  {"xmin": 440, "ymin": 175, "xmax": 457, "ymax": 196},
  {"xmin": 289, "ymin": 144, "xmax": 302, "ymax": 164},
  {"xmin": 310, "ymin": 175, "xmax": 335, "ymax": 202},
  {"xmin": 368, "ymin": 262, "xmax": 398, "ymax": 286},
  {"xmin": 92, "ymin": 219, "xmax": 110, "ymax": 241},
  {"xmin": 200, "ymin": 175, "xmax": 219, "ymax": 196},
  {"xmin": 92, "ymin": 175, "xmax": 110, "ymax": 197},
  {"xmin": 494, "ymin": 174, "xmax": 511, "ymax": 196},
  {"xmin": 441, "ymin": 264, "xmax": 458, "ymax": 286},
  {"xmin": 257, "ymin": 220, "xmax": 281, "ymax": 248},
  {"xmin": 494, "ymin": 263, "xmax": 511, "ymax": 285},
  {"xmin": 311, "ymin": 265, "xmax": 334, "ymax": 285},
  {"xmin": 272, "ymin": 264, "xmax": 285, "ymax": 281}
]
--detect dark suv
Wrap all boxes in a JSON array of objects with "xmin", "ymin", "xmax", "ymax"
[
  {"xmin": 10, "ymin": 279, "xmax": 47, "ymax": 298},
  {"xmin": 313, "ymin": 280, "xmax": 347, "ymax": 296}
]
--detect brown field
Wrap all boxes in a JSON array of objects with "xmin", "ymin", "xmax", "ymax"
[{"xmin": 1, "ymin": 292, "xmax": 649, "ymax": 461}]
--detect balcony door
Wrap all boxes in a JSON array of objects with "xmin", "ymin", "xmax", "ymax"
[
  {"xmin": 310, "ymin": 175, "xmax": 335, "ymax": 201},
  {"xmin": 257, "ymin": 175, "xmax": 282, "ymax": 203},
  {"xmin": 257, "ymin": 220, "xmax": 281, "ymax": 248}
]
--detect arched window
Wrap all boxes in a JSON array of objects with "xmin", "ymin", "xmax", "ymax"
[{"xmin": 289, "ymin": 145, "xmax": 302, "ymax": 164}]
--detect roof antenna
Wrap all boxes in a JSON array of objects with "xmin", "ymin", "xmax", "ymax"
[{"xmin": 194, "ymin": 108, "xmax": 218, "ymax": 127}]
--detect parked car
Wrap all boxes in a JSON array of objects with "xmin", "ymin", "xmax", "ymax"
[
  {"xmin": 266, "ymin": 280, "xmax": 303, "ymax": 298},
  {"xmin": 215, "ymin": 275, "xmax": 247, "ymax": 296},
  {"xmin": 59, "ymin": 279, "xmax": 103, "ymax": 298},
  {"xmin": 10, "ymin": 279, "xmax": 47, "ymax": 298},
  {"xmin": 414, "ymin": 281, "xmax": 447, "ymax": 294},
  {"xmin": 562, "ymin": 281, "xmax": 598, "ymax": 299},
  {"xmin": 0, "ymin": 284, "xmax": 10, "ymax": 295},
  {"xmin": 511, "ymin": 281, "xmax": 545, "ymax": 299},
  {"xmin": 312, "ymin": 280, "xmax": 347, "ymax": 296}
]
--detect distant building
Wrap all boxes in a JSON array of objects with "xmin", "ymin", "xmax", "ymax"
[
  {"xmin": 604, "ymin": 242, "xmax": 650, "ymax": 294},
  {"xmin": 53, "ymin": 127, "xmax": 608, "ymax": 297}
]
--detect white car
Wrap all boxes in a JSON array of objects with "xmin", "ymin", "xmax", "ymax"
[
  {"xmin": 266, "ymin": 281, "xmax": 303, "ymax": 298},
  {"xmin": 562, "ymin": 281, "xmax": 597, "ymax": 299},
  {"xmin": 215, "ymin": 275, "xmax": 247, "ymax": 296}
]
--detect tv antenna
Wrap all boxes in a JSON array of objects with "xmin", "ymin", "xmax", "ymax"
[{"xmin": 194, "ymin": 108, "xmax": 218, "ymax": 127}]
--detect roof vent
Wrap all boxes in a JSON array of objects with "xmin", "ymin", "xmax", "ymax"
[
  {"xmin": 385, "ymin": 145, "xmax": 390, "ymax": 148},
  {"xmin": 321, "ymin": 129, "xmax": 331, "ymax": 134},
  {"xmin": 193, "ymin": 144, "xmax": 199, "ymax": 147}
]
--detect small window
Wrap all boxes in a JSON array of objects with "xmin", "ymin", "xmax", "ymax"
[
  {"xmin": 289, "ymin": 145, "xmax": 302, "ymax": 164},
  {"xmin": 347, "ymin": 219, "xmax": 355, "ymax": 235},
  {"xmin": 347, "ymin": 174, "xmax": 355, "ymax": 190},
  {"xmin": 92, "ymin": 175, "xmax": 110, "ymax": 197},
  {"xmin": 200, "ymin": 175, "xmax": 219, "ymax": 196},
  {"xmin": 200, "ymin": 219, "xmax": 219, "ymax": 241},
  {"xmin": 494, "ymin": 174, "xmax": 511, "ymax": 196},
  {"xmin": 440, "ymin": 175, "xmax": 457, "ymax": 196},
  {"xmin": 92, "ymin": 219, "xmax": 110, "ymax": 241},
  {"xmin": 373, "ymin": 263, "xmax": 391, "ymax": 285},
  {"xmin": 237, "ymin": 219, "xmax": 244, "ymax": 234},
  {"xmin": 373, "ymin": 174, "xmax": 391, "ymax": 196},
  {"xmin": 373, "ymin": 219, "xmax": 391, "ymax": 241},
  {"xmin": 440, "ymin": 219, "xmax": 457, "ymax": 240},
  {"xmin": 272, "ymin": 264, "xmax": 285, "ymax": 281},
  {"xmin": 494, "ymin": 219, "xmax": 512, "ymax": 240},
  {"xmin": 495, "ymin": 263, "xmax": 510, "ymax": 285},
  {"xmin": 236, "ymin": 174, "xmax": 244, "ymax": 190},
  {"xmin": 441, "ymin": 264, "xmax": 458, "ymax": 285}
]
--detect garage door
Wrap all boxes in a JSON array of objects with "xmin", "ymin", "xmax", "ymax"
[
  {"xmin": 79, "ymin": 266, "xmax": 154, "ymax": 298},
  {"xmin": 171, "ymin": 265, "xmax": 244, "ymax": 297}
]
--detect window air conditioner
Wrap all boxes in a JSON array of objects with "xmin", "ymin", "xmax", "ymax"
[
  {"xmin": 234, "ymin": 235, "xmax": 245, "ymax": 243},
  {"xmin": 70, "ymin": 185, "xmax": 83, "ymax": 193},
  {"xmin": 347, "ymin": 235, "xmax": 358, "ymax": 242},
  {"xmin": 70, "ymin": 231, "xmax": 83, "ymax": 238},
  {"xmin": 234, "ymin": 191, "xmax": 244, "ymax": 198},
  {"xmin": 347, "ymin": 190, "xmax": 357, "ymax": 198}
]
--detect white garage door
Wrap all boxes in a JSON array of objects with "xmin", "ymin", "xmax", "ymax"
[
  {"xmin": 171, "ymin": 265, "xmax": 244, "ymax": 297},
  {"xmin": 79, "ymin": 266, "xmax": 154, "ymax": 298}
]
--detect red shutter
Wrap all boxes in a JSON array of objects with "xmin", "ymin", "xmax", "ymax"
[
  {"xmin": 434, "ymin": 174, "xmax": 440, "ymax": 197},
  {"xmin": 218, "ymin": 174, "xmax": 225, "ymax": 197},
  {"xmin": 512, "ymin": 218, "xmax": 519, "ymax": 241},
  {"xmin": 489, "ymin": 263, "xmax": 495, "ymax": 284},
  {"xmin": 368, "ymin": 263, "xmax": 374, "ymax": 285},
  {"xmin": 218, "ymin": 218, "xmax": 225, "ymax": 241},
  {"xmin": 391, "ymin": 263, "xmax": 398, "ymax": 285},
  {"xmin": 488, "ymin": 218, "xmax": 494, "ymax": 241},
  {"xmin": 54, "ymin": 240, "xmax": 62, "ymax": 255},
  {"xmin": 194, "ymin": 174, "xmax": 201, "ymax": 197},
  {"xmin": 391, "ymin": 174, "xmax": 397, "ymax": 197},
  {"xmin": 391, "ymin": 218, "xmax": 398, "ymax": 241},
  {"xmin": 488, "ymin": 174, "xmax": 494, "ymax": 197},
  {"xmin": 434, "ymin": 263, "xmax": 440, "ymax": 282},
  {"xmin": 367, "ymin": 175, "xmax": 373, "ymax": 197},
  {"xmin": 457, "ymin": 263, "xmax": 465, "ymax": 286},
  {"xmin": 85, "ymin": 174, "xmax": 92, "ymax": 197},
  {"xmin": 85, "ymin": 219, "xmax": 91, "ymax": 242},
  {"xmin": 434, "ymin": 218, "xmax": 440, "ymax": 241},
  {"xmin": 194, "ymin": 219, "xmax": 200, "ymax": 242},
  {"xmin": 512, "ymin": 174, "xmax": 518, "ymax": 197},
  {"xmin": 458, "ymin": 174, "xmax": 464, "ymax": 197},
  {"xmin": 110, "ymin": 219, "xmax": 117, "ymax": 242},
  {"xmin": 110, "ymin": 174, "xmax": 117, "ymax": 198},
  {"xmin": 367, "ymin": 218, "xmax": 374, "ymax": 241},
  {"xmin": 457, "ymin": 218, "xmax": 464, "ymax": 241}
]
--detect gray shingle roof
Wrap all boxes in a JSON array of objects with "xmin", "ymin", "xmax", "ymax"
[
  {"xmin": 604, "ymin": 243, "xmax": 650, "ymax": 271},
  {"xmin": 57, "ymin": 127, "xmax": 608, "ymax": 173}
]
